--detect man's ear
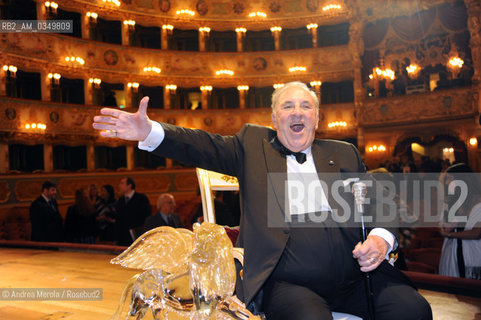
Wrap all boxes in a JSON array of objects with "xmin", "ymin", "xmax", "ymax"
[{"xmin": 271, "ymin": 112, "xmax": 278, "ymax": 130}]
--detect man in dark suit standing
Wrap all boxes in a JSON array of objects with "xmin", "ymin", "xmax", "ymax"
[
  {"xmin": 29, "ymin": 181, "xmax": 63, "ymax": 242},
  {"xmin": 94, "ymin": 82, "xmax": 432, "ymax": 319},
  {"xmin": 143, "ymin": 193, "xmax": 183, "ymax": 233},
  {"xmin": 115, "ymin": 177, "xmax": 151, "ymax": 245}
]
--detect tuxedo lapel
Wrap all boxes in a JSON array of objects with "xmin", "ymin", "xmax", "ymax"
[
  {"xmin": 262, "ymin": 138, "xmax": 289, "ymax": 228},
  {"xmin": 311, "ymin": 142, "xmax": 346, "ymax": 219}
]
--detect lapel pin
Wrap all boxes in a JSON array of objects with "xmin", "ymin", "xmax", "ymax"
[{"xmin": 329, "ymin": 160, "xmax": 335, "ymax": 166}]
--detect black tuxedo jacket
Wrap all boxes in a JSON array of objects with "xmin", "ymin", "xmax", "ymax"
[
  {"xmin": 153, "ymin": 123, "xmax": 405, "ymax": 308},
  {"xmin": 29, "ymin": 196, "xmax": 63, "ymax": 242},
  {"xmin": 115, "ymin": 191, "xmax": 151, "ymax": 245},
  {"xmin": 143, "ymin": 212, "xmax": 183, "ymax": 233}
]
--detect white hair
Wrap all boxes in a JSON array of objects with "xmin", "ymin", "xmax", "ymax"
[{"xmin": 271, "ymin": 81, "xmax": 319, "ymax": 112}]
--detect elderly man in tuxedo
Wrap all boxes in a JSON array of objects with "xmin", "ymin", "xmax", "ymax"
[
  {"xmin": 29, "ymin": 181, "xmax": 63, "ymax": 242},
  {"xmin": 143, "ymin": 193, "xmax": 183, "ymax": 233},
  {"xmin": 94, "ymin": 81, "xmax": 431, "ymax": 320}
]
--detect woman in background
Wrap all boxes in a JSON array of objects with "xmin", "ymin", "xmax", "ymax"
[
  {"xmin": 65, "ymin": 188, "xmax": 97, "ymax": 244},
  {"xmin": 439, "ymin": 163, "xmax": 481, "ymax": 279},
  {"xmin": 95, "ymin": 184, "xmax": 117, "ymax": 242}
]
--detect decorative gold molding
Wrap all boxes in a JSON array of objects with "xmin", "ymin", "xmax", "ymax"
[
  {"xmin": 0, "ymin": 33, "xmax": 353, "ymax": 87},
  {"xmin": 360, "ymin": 87, "xmax": 475, "ymax": 127},
  {"xmin": 47, "ymin": 0, "xmax": 349, "ymax": 31},
  {"xmin": 0, "ymin": 181, "xmax": 11, "ymax": 203}
]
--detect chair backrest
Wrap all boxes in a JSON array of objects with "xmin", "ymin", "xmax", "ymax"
[{"xmin": 196, "ymin": 168, "xmax": 239, "ymax": 224}]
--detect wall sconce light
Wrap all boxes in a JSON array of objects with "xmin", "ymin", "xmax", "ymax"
[
  {"xmin": 270, "ymin": 26, "xmax": 282, "ymax": 33},
  {"xmin": 162, "ymin": 24, "xmax": 174, "ymax": 35},
  {"xmin": 86, "ymin": 12, "xmax": 98, "ymax": 24},
  {"xmin": 310, "ymin": 80, "xmax": 322, "ymax": 87},
  {"xmin": 249, "ymin": 12, "xmax": 267, "ymax": 18},
  {"xmin": 448, "ymin": 56, "xmax": 464, "ymax": 78},
  {"xmin": 469, "ymin": 137, "xmax": 477, "ymax": 147},
  {"xmin": 89, "ymin": 78, "xmax": 102, "ymax": 88},
  {"xmin": 44, "ymin": 1, "xmax": 58, "ymax": 15},
  {"xmin": 128, "ymin": 82, "xmax": 139, "ymax": 92},
  {"xmin": 102, "ymin": 0, "xmax": 121, "ymax": 7},
  {"xmin": 369, "ymin": 67, "xmax": 395, "ymax": 81},
  {"xmin": 143, "ymin": 66, "xmax": 161, "ymax": 73},
  {"xmin": 48, "ymin": 73, "xmax": 61, "ymax": 85},
  {"xmin": 328, "ymin": 121, "xmax": 347, "ymax": 128},
  {"xmin": 200, "ymin": 85, "xmax": 213, "ymax": 92},
  {"xmin": 216, "ymin": 69, "xmax": 234, "ymax": 76},
  {"xmin": 237, "ymin": 85, "xmax": 249, "ymax": 91},
  {"xmin": 235, "ymin": 27, "xmax": 247, "ymax": 33},
  {"xmin": 322, "ymin": 4, "xmax": 342, "ymax": 12},
  {"xmin": 273, "ymin": 83, "xmax": 284, "ymax": 89},
  {"xmin": 65, "ymin": 56, "xmax": 85, "ymax": 65},
  {"xmin": 199, "ymin": 27, "xmax": 211, "ymax": 33},
  {"xmin": 3, "ymin": 65, "xmax": 17, "ymax": 78},
  {"xmin": 165, "ymin": 84, "xmax": 177, "ymax": 93},
  {"xmin": 306, "ymin": 23, "xmax": 318, "ymax": 30},
  {"xmin": 123, "ymin": 20, "xmax": 135, "ymax": 32},
  {"xmin": 367, "ymin": 145, "xmax": 386, "ymax": 153},
  {"xmin": 25, "ymin": 122, "xmax": 47, "ymax": 131},
  {"xmin": 406, "ymin": 64, "xmax": 420, "ymax": 79},
  {"xmin": 176, "ymin": 9, "xmax": 195, "ymax": 16},
  {"xmin": 289, "ymin": 66, "xmax": 307, "ymax": 72}
]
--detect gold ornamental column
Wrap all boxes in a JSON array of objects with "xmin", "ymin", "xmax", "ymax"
[
  {"xmin": 310, "ymin": 81, "xmax": 322, "ymax": 103},
  {"xmin": 236, "ymin": 28, "xmax": 246, "ymax": 52},
  {"xmin": 466, "ymin": 0, "xmax": 481, "ymax": 83},
  {"xmin": 40, "ymin": 69, "xmax": 51, "ymax": 101},
  {"xmin": 126, "ymin": 145, "xmax": 134, "ymax": 170},
  {"xmin": 122, "ymin": 20, "xmax": 135, "ymax": 46},
  {"xmin": 87, "ymin": 142, "xmax": 95, "ymax": 171},
  {"xmin": 84, "ymin": 76, "xmax": 93, "ymax": 105},
  {"xmin": 199, "ymin": 27, "xmax": 210, "ymax": 51},
  {"xmin": 270, "ymin": 27, "xmax": 282, "ymax": 51},
  {"xmin": 465, "ymin": 0, "xmax": 481, "ymax": 120},
  {"xmin": 200, "ymin": 86, "xmax": 212, "ymax": 109},
  {"xmin": 163, "ymin": 85, "xmax": 176, "ymax": 109},
  {"xmin": 43, "ymin": 143, "xmax": 53, "ymax": 172},
  {"xmin": 348, "ymin": 8, "xmax": 365, "ymax": 153},
  {"xmin": 0, "ymin": 142, "xmax": 8, "ymax": 173},
  {"xmin": 0, "ymin": 66, "xmax": 6, "ymax": 96},
  {"xmin": 36, "ymin": 1, "xmax": 46, "ymax": 20},
  {"xmin": 161, "ymin": 25, "xmax": 173, "ymax": 50},
  {"xmin": 237, "ymin": 85, "xmax": 249, "ymax": 109},
  {"xmin": 81, "ymin": 11, "xmax": 89, "ymax": 40},
  {"xmin": 307, "ymin": 24, "xmax": 318, "ymax": 48}
]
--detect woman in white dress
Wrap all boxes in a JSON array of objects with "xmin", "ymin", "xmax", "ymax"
[{"xmin": 439, "ymin": 163, "xmax": 481, "ymax": 279}]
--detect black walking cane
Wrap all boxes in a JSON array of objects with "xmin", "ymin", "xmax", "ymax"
[{"xmin": 352, "ymin": 182, "xmax": 375, "ymax": 320}]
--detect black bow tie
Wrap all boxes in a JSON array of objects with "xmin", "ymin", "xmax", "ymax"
[{"xmin": 271, "ymin": 137, "xmax": 307, "ymax": 164}]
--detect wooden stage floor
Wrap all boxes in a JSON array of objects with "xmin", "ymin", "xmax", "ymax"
[{"xmin": 0, "ymin": 248, "xmax": 479, "ymax": 320}]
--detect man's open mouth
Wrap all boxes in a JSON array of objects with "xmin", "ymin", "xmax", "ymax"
[{"xmin": 290, "ymin": 123, "xmax": 304, "ymax": 133}]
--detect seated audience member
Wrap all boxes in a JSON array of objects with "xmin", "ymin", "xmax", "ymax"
[
  {"xmin": 144, "ymin": 193, "xmax": 183, "ymax": 233},
  {"xmin": 65, "ymin": 189, "xmax": 96, "ymax": 244},
  {"xmin": 115, "ymin": 177, "xmax": 151, "ymax": 245},
  {"xmin": 29, "ymin": 181, "xmax": 63, "ymax": 242},
  {"xmin": 439, "ymin": 163, "xmax": 481, "ymax": 279},
  {"xmin": 95, "ymin": 184, "xmax": 117, "ymax": 242}
]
